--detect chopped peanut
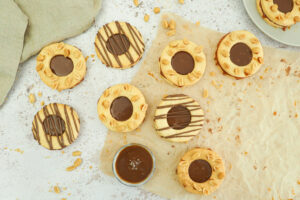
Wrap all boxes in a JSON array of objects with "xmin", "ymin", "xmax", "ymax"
[
  {"xmin": 144, "ymin": 14, "xmax": 149, "ymax": 22},
  {"xmin": 153, "ymin": 7, "xmax": 160, "ymax": 14},
  {"xmin": 29, "ymin": 94, "xmax": 36, "ymax": 104}
]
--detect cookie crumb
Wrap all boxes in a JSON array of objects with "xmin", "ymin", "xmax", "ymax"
[
  {"xmin": 209, "ymin": 72, "xmax": 216, "ymax": 77},
  {"xmin": 178, "ymin": 0, "xmax": 184, "ymax": 4},
  {"xmin": 144, "ymin": 14, "xmax": 150, "ymax": 22},
  {"xmin": 273, "ymin": 111, "xmax": 277, "ymax": 116},
  {"xmin": 89, "ymin": 165, "xmax": 93, "ymax": 169},
  {"xmin": 280, "ymin": 58, "xmax": 287, "ymax": 63},
  {"xmin": 153, "ymin": 7, "xmax": 160, "ymax": 14},
  {"xmin": 14, "ymin": 148, "xmax": 24, "ymax": 154},
  {"xmin": 195, "ymin": 21, "xmax": 200, "ymax": 26},
  {"xmin": 54, "ymin": 186, "xmax": 60, "ymax": 194},
  {"xmin": 169, "ymin": 20, "xmax": 176, "ymax": 30},
  {"xmin": 91, "ymin": 54, "xmax": 95, "ymax": 58},
  {"xmin": 85, "ymin": 56, "xmax": 89, "ymax": 62},
  {"xmin": 72, "ymin": 151, "xmax": 82, "ymax": 157},
  {"xmin": 29, "ymin": 93, "xmax": 36, "ymax": 104},
  {"xmin": 38, "ymin": 92, "xmax": 42, "ymax": 97},
  {"xmin": 133, "ymin": 0, "xmax": 139, "ymax": 6},
  {"xmin": 74, "ymin": 158, "xmax": 82, "ymax": 167},
  {"xmin": 202, "ymin": 89, "xmax": 208, "ymax": 98},
  {"xmin": 166, "ymin": 30, "xmax": 176, "ymax": 36},
  {"xmin": 162, "ymin": 19, "xmax": 169, "ymax": 29},
  {"xmin": 41, "ymin": 101, "xmax": 45, "ymax": 106},
  {"xmin": 285, "ymin": 66, "xmax": 291, "ymax": 76}
]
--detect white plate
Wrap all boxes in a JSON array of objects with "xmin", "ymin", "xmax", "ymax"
[{"xmin": 243, "ymin": 0, "xmax": 300, "ymax": 47}]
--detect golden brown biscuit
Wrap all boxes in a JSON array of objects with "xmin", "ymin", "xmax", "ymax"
[
  {"xmin": 94, "ymin": 21, "xmax": 145, "ymax": 69},
  {"xmin": 97, "ymin": 84, "xmax": 148, "ymax": 132},
  {"xmin": 32, "ymin": 103, "xmax": 80, "ymax": 150},
  {"xmin": 177, "ymin": 148, "xmax": 225, "ymax": 195},
  {"xmin": 216, "ymin": 30, "xmax": 263, "ymax": 78},
  {"xmin": 36, "ymin": 42, "xmax": 87, "ymax": 91},
  {"xmin": 257, "ymin": 0, "xmax": 300, "ymax": 29},
  {"xmin": 154, "ymin": 94, "xmax": 204, "ymax": 143},
  {"xmin": 159, "ymin": 39, "xmax": 206, "ymax": 87}
]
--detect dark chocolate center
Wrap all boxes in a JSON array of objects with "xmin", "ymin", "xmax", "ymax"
[
  {"xmin": 42, "ymin": 115, "xmax": 66, "ymax": 136},
  {"xmin": 115, "ymin": 145, "xmax": 153, "ymax": 183},
  {"xmin": 171, "ymin": 51, "xmax": 195, "ymax": 75},
  {"xmin": 230, "ymin": 43, "xmax": 253, "ymax": 66},
  {"xmin": 188, "ymin": 159, "xmax": 212, "ymax": 183},
  {"xmin": 167, "ymin": 105, "xmax": 191, "ymax": 130},
  {"xmin": 273, "ymin": 0, "xmax": 293, "ymax": 14},
  {"xmin": 50, "ymin": 55, "xmax": 74, "ymax": 76},
  {"xmin": 106, "ymin": 34, "xmax": 130, "ymax": 55},
  {"xmin": 110, "ymin": 96, "xmax": 133, "ymax": 121}
]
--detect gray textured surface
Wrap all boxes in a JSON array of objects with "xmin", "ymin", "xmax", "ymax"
[{"xmin": 0, "ymin": 0, "xmax": 299, "ymax": 200}]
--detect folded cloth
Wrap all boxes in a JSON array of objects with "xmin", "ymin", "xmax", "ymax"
[
  {"xmin": 0, "ymin": 0, "xmax": 102, "ymax": 106},
  {"xmin": 16, "ymin": 0, "xmax": 102, "ymax": 62},
  {"xmin": 0, "ymin": 0, "xmax": 28, "ymax": 105}
]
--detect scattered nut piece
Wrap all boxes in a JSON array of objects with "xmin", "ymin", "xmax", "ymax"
[
  {"xmin": 202, "ymin": 89, "xmax": 208, "ymax": 98},
  {"xmin": 29, "ymin": 94, "xmax": 36, "ymax": 104},
  {"xmin": 54, "ymin": 186, "xmax": 60, "ymax": 194},
  {"xmin": 169, "ymin": 20, "xmax": 176, "ymax": 30},
  {"xmin": 74, "ymin": 158, "xmax": 82, "ymax": 167},
  {"xmin": 167, "ymin": 30, "xmax": 176, "ymax": 36},
  {"xmin": 178, "ymin": 0, "xmax": 184, "ymax": 4},
  {"xmin": 153, "ymin": 7, "xmax": 160, "ymax": 14},
  {"xmin": 195, "ymin": 21, "xmax": 200, "ymax": 26},
  {"xmin": 162, "ymin": 19, "xmax": 169, "ymax": 29},
  {"xmin": 133, "ymin": 0, "xmax": 139, "ymax": 6},
  {"xmin": 41, "ymin": 101, "xmax": 45, "ymax": 106},
  {"xmin": 144, "ymin": 14, "xmax": 149, "ymax": 22},
  {"xmin": 38, "ymin": 92, "xmax": 42, "ymax": 97},
  {"xmin": 72, "ymin": 151, "xmax": 82, "ymax": 157}
]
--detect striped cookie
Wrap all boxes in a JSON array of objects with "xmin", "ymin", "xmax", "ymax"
[{"xmin": 154, "ymin": 94, "xmax": 204, "ymax": 143}]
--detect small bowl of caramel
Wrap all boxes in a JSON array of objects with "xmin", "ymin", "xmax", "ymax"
[{"xmin": 112, "ymin": 143, "xmax": 156, "ymax": 186}]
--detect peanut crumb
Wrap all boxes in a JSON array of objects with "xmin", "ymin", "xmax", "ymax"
[
  {"xmin": 41, "ymin": 101, "xmax": 45, "ymax": 106},
  {"xmin": 54, "ymin": 186, "xmax": 60, "ymax": 194},
  {"xmin": 195, "ymin": 21, "xmax": 200, "ymax": 26},
  {"xmin": 72, "ymin": 151, "xmax": 82, "ymax": 157},
  {"xmin": 28, "ymin": 94, "xmax": 36, "ymax": 104},
  {"xmin": 38, "ymin": 92, "xmax": 42, "ymax": 97},
  {"xmin": 244, "ymin": 152, "xmax": 248, "ymax": 155},
  {"xmin": 153, "ymin": 7, "xmax": 160, "ymax": 14},
  {"xmin": 133, "ymin": 0, "xmax": 139, "ymax": 7},
  {"xmin": 162, "ymin": 19, "xmax": 169, "ymax": 29},
  {"xmin": 235, "ymin": 135, "xmax": 241, "ymax": 144},
  {"xmin": 14, "ymin": 148, "xmax": 24, "ymax": 154},
  {"xmin": 144, "ymin": 14, "xmax": 150, "ymax": 22},
  {"xmin": 61, "ymin": 198, "xmax": 67, "ymax": 200},
  {"xmin": 61, "ymin": 150, "xmax": 65, "ymax": 154},
  {"xmin": 285, "ymin": 66, "xmax": 291, "ymax": 76},
  {"xmin": 209, "ymin": 72, "xmax": 216, "ymax": 77},
  {"xmin": 297, "ymin": 180, "xmax": 300, "ymax": 184},
  {"xmin": 208, "ymin": 128, "xmax": 212, "ymax": 134},
  {"xmin": 178, "ymin": 0, "xmax": 184, "ymax": 4},
  {"xmin": 91, "ymin": 54, "xmax": 95, "ymax": 58},
  {"xmin": 89, "ymin": 165, "xmax": 93, "ymax": 169},
  {"xmin": 74, "ymin": 158, "xmax": 82, "ymax": 167},
  {"xmin": 202, "ymin": 89, "xmax": 208, "ymax": 98},
  {"xmin": 232, "ymin": 82, "xmax": 236, "ymax": 86},
  {"xmin": 280, "ymin": 58, "xmax": 287, "ymax": 63},
  {"xmin": 85, "ymin": 56, "xmax": 89, "ymax": 61},
  {"xmin": 268, "ymin": 188, "xmax": 271, "ymax": 192},
  {"xmin": 273, "ymin": 111, "xmax": 277, "ymax": 116},
  {"xmin": 169, "ymin": 20, "xmax": 176, "ymax": 30},
  {"xmin": 63, "ymin": 187, "xmax": 67, "ymax": 191},
  {"xmin": 166, "ymin": 30, "xmax": 176, "ymax": 36},
  {"xmin": 259, "ymin": 76, "xmax": 263, "ymax": 80}
]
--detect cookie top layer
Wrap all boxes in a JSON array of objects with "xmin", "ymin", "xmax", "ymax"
[
  {"xmin": 154, "ymin": 94, "xmax": 204, "ymax": 143},
  {"xmin": 259, "ymin": 0, "xmax": 300, "ymax": 28},
  {"xmin": 94, "ymin": 21, "xmax": 145, "ymax": 69},
  {"xmin": 36, "ymin": 42, "xmax": 87, "ymax": 91},
  {"xmin": 97, "ymin": 84, "xmax": 148, "ymax": 132},
  {"xmin": 32, "ymin": 103, "xmax": 80, "ymax": 150},
  {"xmin": 216, "ymin": 30, "xmax": 264, "ymax": 78},
  {"xmin": 177, "ymin": 148, "xmax": 225, "ymax": 195},
  {"xmin": 159, "ymin": 39, "xmax": 206, "ymax": 87}
]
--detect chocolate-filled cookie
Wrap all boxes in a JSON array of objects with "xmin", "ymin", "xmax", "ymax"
[
  {"xmin": 159, "ymin": 39, "xmax": 206, "ymax": 87},
  {"xmin": 154, "ymin": 94, "xmax": 204, "ymax": 142},
  {"xmin": 32, "ymin": 103, "xmax": 80, "ymax": 150},
  {"xmin": 97, "ymin": 84, "xmax": 148, "ymax": 132},
  {"xmin": 216, "ymin": 30, "xmax": 263, "ymax": 78},
  {"xmin": 36, "ymin": 42, "xmax": 86, "ymax": 91},
  {"xmin": 177, "ymin": 148, "xmax": 225, "ymax": 195},
  {"xmin": 256, "ymin": 0, "xmax": 300, "ymax": 29},
  {"xmin": 94, "ymin": 21, "xmax": 145, "ymax": 69}
]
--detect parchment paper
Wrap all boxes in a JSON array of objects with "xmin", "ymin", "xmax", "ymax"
[
  {"xmin": 100, "ymin": 14, "xmax": 300, "ymax": 200},
  {"xmin": 0, "ymin": 0, "xmax": 28, "ymax": 106}
]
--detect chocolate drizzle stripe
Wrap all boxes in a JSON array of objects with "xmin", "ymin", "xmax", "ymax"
[
  {"xmin": 94, "ymin": 21, "xmax": 144, "ymax": 68},
  {"xmin": 33, "ymin": 104, "xmax": 79, "ymax": 150},
  {"xmin": 162, "ymin": 128, "xmax": 202, "ymax": 139},
  {"xmin": 157, "ymin": 100, "xmax": 196, "ymax": 109},
  {"xmin": 162, "ymin": 97, "xmax": 190, "ymax": 101},
  {"xmin": 157, "ymin": 124, "xmax": 203, "ymax": 131},
  {"xmin": 164, "ymin": 94, "xmax": 186, "ymax": 98}
]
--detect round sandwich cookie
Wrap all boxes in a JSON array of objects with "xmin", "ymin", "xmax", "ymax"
[
  {"xmin": 32, "ymin": 103, "xmax": 80, "ymax": 150},
  {"xmin": 159, "ymin": 39, "xmax": 206, "ymax": 87},
  {"xmin": 256, "ymin": 0, "xmax": 300, "ymax": 29},
  {"xmin": 94, "ymin": 21, "xmax": 145, "ymax": 69},
  {"xmin": 97, "ymin": 84, "xmax": 148, "ymax": 132},
  {"xmin": 216, "ymin": 30, "xmax": 264, "ymax": 78},
  {"xmin": 36, "ymin": 42, "xmax": 87, "ymax": 92},
  {"xmin": 154, "ymin": 94, "xmax": 204, "ymax": 143},
  {"xmin": 177, "ymin": 148, "xmax": 225, "ymax": 195}
]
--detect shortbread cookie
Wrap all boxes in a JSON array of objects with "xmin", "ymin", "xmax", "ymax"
[
  {"xmin": 36, "ymin": 42, "xmax": 87, "ymax": 91},
  {"xmin": 257, "ymin": 0, "xmax": 300, "ymax": 29},
  {"xmin": 159, "ymin": 39, "xmax": 206, "ymax": 87},
  {"xmin": 177, "ymin": 147, "xmax": 225, "ymax": 195},
  {"xmin": 94, "ymin": 21, "xmax": 145, "ymax": 69},
  {"xmin": 154, "ymin": 94, "xmax": 204, "ymax": 142},
  {"xmin": 216, "ymin": 30, "xmax": 264, "ymax": 78},
  {"xmin": 97, "ymin": 84, "xmax": 148, "ymax": 132},
  {"xmin": 32, "ymin": 103, "xmax": 80, "ymax": 150}
]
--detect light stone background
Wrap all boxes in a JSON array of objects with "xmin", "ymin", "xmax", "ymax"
[{"xmin": 0, "ymin": 0, "xmax": 299, "ymax": 200}]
